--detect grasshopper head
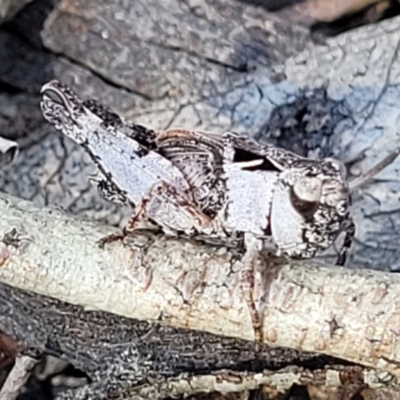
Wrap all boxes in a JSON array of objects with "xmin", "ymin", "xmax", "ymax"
[
  {"xmin": 270, "ymin": 157, "xmax": 350, "ymax": 259},
  {"xmin": 40, "ymin": 80, "xmax": 95, "ymax": 144},
  {"xmin": 292, "ymin": 158, "xmax": 349, "ymax": 217}
]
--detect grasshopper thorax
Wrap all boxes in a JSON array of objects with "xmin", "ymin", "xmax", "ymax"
[{"xmin": 271, "ymin": 157, "xmax": 350, "ymax": 259}]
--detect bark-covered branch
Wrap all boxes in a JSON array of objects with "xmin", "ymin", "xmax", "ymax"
[
  {"xmin": 2, "ymin": 274, "xmax": 376, "ymax": 399},
  {"xmin": 0, "ymin": 190, "xmax": 400, "ymax": 383}
]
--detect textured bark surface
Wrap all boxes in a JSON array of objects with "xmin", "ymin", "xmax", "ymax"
[
  {"xmin": 40, "ymin": 0, "xmax": 310, "ymax": 100},
  {"xmin": 0, "ymin": 281, "xmax": 372, "ymax": 399}
]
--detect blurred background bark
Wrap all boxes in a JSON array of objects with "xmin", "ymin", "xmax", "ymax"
[{"xmin": 2, "ymin": 0, "xmax": 400, "ymax": 398}]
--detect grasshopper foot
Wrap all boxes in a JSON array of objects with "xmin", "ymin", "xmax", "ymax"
[
  {"xmin": 98, "ymin": 229, "xmax": 127, "ymax": 249},
  {"xmin": 336, "ymin": 219, "xmax": 355, "ymax": 266},
  {"xmin": 98, "ymin": 211, "xmax": 144, "ymax": 248}
]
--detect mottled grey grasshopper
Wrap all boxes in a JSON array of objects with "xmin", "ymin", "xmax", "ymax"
[{"xmin": 40, "ymin": 80, "xmax": 400, "ymax": 341}]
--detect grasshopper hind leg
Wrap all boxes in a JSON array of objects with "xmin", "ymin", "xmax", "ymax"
[
  {"xmin": 241, "ymin": 233, "xmax": 264, "ymax": 342},
  {"xmin": 99, "ymin": 180, "xmax": 215, "ymax": 247}
]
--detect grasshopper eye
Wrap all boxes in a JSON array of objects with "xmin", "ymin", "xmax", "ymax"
[
  {"xmin": 336, "ymin": 199, "xmax": 349, "ymax": 216},
  {"xmin": 290, "ymin": 177, "xmax": 322, "ymax": 216}
]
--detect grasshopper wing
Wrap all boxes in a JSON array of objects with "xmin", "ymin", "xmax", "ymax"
[
  {"xmin": 158, "ymin": 128, "xmax": 306, "ymax": 172},
  {"xmin": 155, "ymin": 128, "xmax": 307, "ymax": 216}
]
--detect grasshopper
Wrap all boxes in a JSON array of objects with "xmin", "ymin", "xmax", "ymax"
[{"xmin": 40, "ymin": 80, "xmax": 400, "ymax": 341}]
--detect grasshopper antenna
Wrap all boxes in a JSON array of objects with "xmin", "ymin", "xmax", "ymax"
[{"xmin": 349, "ymin": 146, "xmax": 400, "ymax": 190}]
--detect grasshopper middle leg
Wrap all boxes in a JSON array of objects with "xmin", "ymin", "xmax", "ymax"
[
  {"xmin": 241, "ymin": 233, "xmax": 264, "ymax": 342},
  {"xmin": 336, "ymin": 218, "xmax": 355, "ymax": 266}
]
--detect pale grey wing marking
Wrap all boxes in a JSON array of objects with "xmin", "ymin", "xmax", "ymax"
[
  {"xmin": 81, "ymin": 101, "xmax": 192, "ymax": 201},
  {"xmin": 41, "ymin": 84, "xmax": 190, "ymax": 209},
  {"xmin": 269, "ymin": 180, "xmax": 309, "ymax": 257},
  {"xmin": 221, "ymin": 169, "xmax": 278, "ymax": 236},
  {"xmin": 80, "ymin": 128, "xmax": 190, "ymax": 207}
]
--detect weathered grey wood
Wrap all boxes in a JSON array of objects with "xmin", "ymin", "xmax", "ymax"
[
  {"xmin": 40, "ymin": 0, "xmax": 311, "ymax": 100},
  {"xmin": 2, "ymin": 282, "xmax": 360, "ymax": 399},
  {"xmin": 0, "ymin": 0, "xmax": 32, "ymax": 23}
]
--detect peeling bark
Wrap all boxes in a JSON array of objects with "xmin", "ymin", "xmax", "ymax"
[
  {"xmin": 0, "ymin": 355, "xmax": 38, "ymax": 400},
  {"xmin": 0, "ymin": 0, "xmax": 32, "ymax": 24}
]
